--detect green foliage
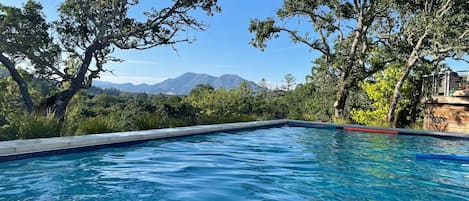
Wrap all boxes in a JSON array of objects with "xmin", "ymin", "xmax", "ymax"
[
  {"xmin": 332, "ymin": 117, "xmax": 353, "ymax": 125},
  {"xmin": 199, "ymin": 115, "xmax": 259, "ymax": 125},
  {"xmin": 55, "ymin": 0, "xmax": 221, "ymax": 91},
  {"xmin": 0, "ymin": 0, "xmax": 60, "ymax": 68},
  {"xmin": 249, "ymin": 0, "xmax": 395, "ymax": 117},
  {"xmin": 286, "ymin": 61, "xmax": 338, "ymax": 121},
  {"xmin": 0, "ymin": 76, "xmax": 23, "ymax": 116},
  {"xmin": 0, "ymin": 66, "xmax": 430, "ymax": 140},
  {"xmin": 161, "ymin": 117, "xmax": 195, "ymax": 128},
  {"xmin": 351, "ymin": 66, "xmax": 410, "ymax": 126},
  {"xmin": 407, "ymin": 121, "xmax": 424, "ymax": 130},
  {"xmin": 282, "ymin": 73, "xmax": 296, "ymax": 91},
  {"xmin": 0, "ymin": 125, "xmax": 17, "ymax": 141},
  {"xmin": 1, "ymin": 0, "xmax": 221, "ymax": 120},
  {"xmin": 287, "ymin": 83, "xmax": 330, "ymax": 121},
  {"xmin": 77, "ymin": 116, "xmax": 116, "ymax": 135},
  {"xmin": 0, "ymin": 67, "xmax": 61, "ymax": 140},
  {"xmin": 376, "ymin": 0, "xmax": 469, "ymax": 124},
  {"xmin": 248, "ymin": 17, "xmax": 277, "ymax": 50},
  {"xmin": 134, "ymin": 113, "xmax": 161, "ymax": 130},
  {"xmin": 186, "ymin": 82, "xmax": 255, "ymax": 119},
  {"xmin": 13, "ymin": 114, "xmax": 61, "ymax": 139},
  {"xmin": 4, "ymin": 0, "xmax": 460, "ymax": 139}
]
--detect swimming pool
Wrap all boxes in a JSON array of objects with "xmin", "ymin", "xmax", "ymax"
[{"xmin": 0, "ymin": 126, "xmax": 468, "ymax": 200}]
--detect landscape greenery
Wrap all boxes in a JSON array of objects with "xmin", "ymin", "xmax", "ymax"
[{"xmin": 0, "ymin": 0, "xmax": 468, "ymax": 140}]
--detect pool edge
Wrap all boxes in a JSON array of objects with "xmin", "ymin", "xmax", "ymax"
[
  {"xmin": 1, "ymin": 119, "xmax": 468, "ymax": 162},
  {"xmin": 287, "ymin": 120, "xmax": 469, "ymax": 139},
  {"xmin": 0, "ymin": 119, "xmax": 288, "ymax": 162}
]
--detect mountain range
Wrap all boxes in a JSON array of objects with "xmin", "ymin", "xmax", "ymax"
[
  {"xmin": 0, "ymin": 68, "xmax": 259, "ymax": 95},
  {"xmin": 93, "ymin": 72, "xmax": 259, "ymax": 95}
]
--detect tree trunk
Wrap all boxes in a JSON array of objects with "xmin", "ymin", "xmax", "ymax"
[
  {"xmin": 333, "ymin": 18, "xmax": 363, "ymax": 118},
  {"xmin": 387, "ymin": 30, "xmax": 428, "ymax": 126},
  {"xmin": 409, "ymin": 78, "xmax": 423, "ymax": 125},
  {"xmin": 46, "ymin": 42, "xmax": 102, "ymax": 121},
  {"xmin": 334, "ymin": 69, "xmax": 350, "ymax": 117},
  {"xmin": 0, "ymin": 52, "xmax": 34, "ymax": 113},
  {"xmin": 387, "ymin": 64, "xmax": 412, "ymax": 126},
  {"xmin": 41, "ymin": 90, "xmax": 72, "ymax": 122}
]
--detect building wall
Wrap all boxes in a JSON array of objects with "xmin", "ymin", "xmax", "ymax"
[{"xmin": 424, "ymin": 96, "xmax": 469, "ymax": 133}]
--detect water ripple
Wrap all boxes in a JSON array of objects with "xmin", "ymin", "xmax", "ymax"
[{"xmin": 0, "ymin": 127, "xmax": 468, "ymax": 201}]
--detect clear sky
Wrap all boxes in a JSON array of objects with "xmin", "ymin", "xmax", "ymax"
[{"xmin": 2, "ymin": 0, "xmax": 468, "ymax": 86}]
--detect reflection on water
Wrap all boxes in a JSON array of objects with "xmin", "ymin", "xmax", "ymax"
[{"xmin": 0, "ymin": 127, "xmax": 468, "ymax": 201}]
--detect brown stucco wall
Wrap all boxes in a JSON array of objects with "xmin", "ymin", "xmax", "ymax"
[{"xmin": 424, "ymin": 96, "xmax": 469, "ymax": 133}]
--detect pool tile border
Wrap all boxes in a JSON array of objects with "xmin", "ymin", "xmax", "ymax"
[
  {"xmin": 0, "ymin": 119, "xmax": 468, "ymax": 162},
  {"xmin": 0, "ymin": 120, "xmax": 288, "ymax": 162}
]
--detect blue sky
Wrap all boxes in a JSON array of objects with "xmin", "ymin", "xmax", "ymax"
[{"xmin": 2, "ymin": 0, "xmax": 468, "ymax": 86}]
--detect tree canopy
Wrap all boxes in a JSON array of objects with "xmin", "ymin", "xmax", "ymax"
[
  {"xmin": 249, "ymin": 0, "xmax": 468, "ymax": 126},
  {"xmin": 249, "ymin": 0, "xmax": 394, "ymax": 117}
]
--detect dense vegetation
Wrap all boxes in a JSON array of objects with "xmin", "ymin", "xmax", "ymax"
[
  {"xmin": 0, "ymin": 69, "xmax": 417, "ymax": 141},
  {"xmin": 0, "ymin": 0, "xmax": 468, "ymax": 140},
  {"xmin": 0, "ymin": 73, "xmax": 328, "ymax": 140},
  {"xmin": 249, "ymin": 0, "xmax": 468, "ymax": 126}
]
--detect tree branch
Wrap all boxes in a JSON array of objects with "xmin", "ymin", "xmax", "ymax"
[{"xmin": 277, "ymin": 28, "xmax": 330, "ymax": 56}]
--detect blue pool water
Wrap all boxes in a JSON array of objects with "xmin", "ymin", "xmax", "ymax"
[{"xmin": 0, "ymin": 127, "xmax": 468, "ymax": 201}]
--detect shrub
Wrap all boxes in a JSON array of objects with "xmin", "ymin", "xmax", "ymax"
[
  {"xmin": 14, "ymin": 114, "xmax": 62, "ymax": 139},
  {"xmin": 198, "ymin": 115, "xmax": 258, "ymax": 125},
  {"xmin": 134, "ymin": 113, "xmax": 161, "ymax": 130},
  {"xmin": 0, "ymin": 125, "xmax": 17, "ymax": 141},
  {"xmin": 77, "ymin": 116, "xmax": 116, "ymax": 134},
  {"xmin": 407, "ymin": 120, "xmax": 424, "ymax": 130},
  {"xmin": 332, "ymin": 117, "xmax": 353, "ymax": 125},
  {"xmin": 367, "ymin": 120, "xmax": 392, "ymax": 128},
  {"xmin": 161, "ymin": 117, "xmax": 196, "ymax": 128}
]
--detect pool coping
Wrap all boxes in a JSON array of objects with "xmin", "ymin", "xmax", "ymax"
[
  {"xmin": 287, "ymin": 120, "xmax": 469, "ymax": 139},
  {"xmin": 0, "ymin": 120, "xmax": 288, "ymax": 162},
  {"xmin": 0, "ymin": 119, "xmax": 468, "ymax": 162}
]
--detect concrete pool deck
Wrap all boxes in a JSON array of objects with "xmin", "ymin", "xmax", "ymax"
[{"xmin": 0, "ymin": 119, "xmax": 468, "ymax": 162}]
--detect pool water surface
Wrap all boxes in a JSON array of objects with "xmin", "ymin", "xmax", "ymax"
[{"xmin": 0, "ymin": 127, "xmax": 468, "ymax": 200}]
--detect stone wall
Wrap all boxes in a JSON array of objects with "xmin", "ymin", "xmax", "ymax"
[{"xmin": 424, "ymin": 96, "xmax": 469, "ymax": 133}]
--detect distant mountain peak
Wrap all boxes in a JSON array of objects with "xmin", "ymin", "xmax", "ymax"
[{"xmin": 94, "ymin": 72, "xmax": 259, "ymax": 95}]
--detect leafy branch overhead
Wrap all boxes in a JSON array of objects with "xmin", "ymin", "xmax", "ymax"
[
  {"xmin": 58, "ymin": 0, "xmax": 220, "ymax": 51},
  {"xmin": 57, "ymin": 0, "xmax": 221, "ymax": 84}
]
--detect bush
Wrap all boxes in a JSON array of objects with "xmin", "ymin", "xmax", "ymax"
[
  {"xmin": 332, "ymin": 117, "xmax": 353, "ymax": 125},
  {"xmin": 14, "ymin": 114, "xmax": 62, "ymax": 139},
  {"xmin": 77, "ymin": 116, "xmax": 116, "ymax": 134},
  {"xmin": 407, "ymin": 120, "xmax": 424, "ymax": 130},
  {"xmin": 0, "ymin": 125, "xmax": 17, "ymax": 141},
  {"xmin": 367, "ymin": 120, "xmax": 392, "ymax": 128},
  {"xmin": 198, "ymin": 115, "xmax": 258, "ymax": 125},
  {"xmin": 134, "ymin": 113, "xmax": 161, "ymax": 130},
  {"xmin": 161, "ymin": 117, "xmax": 196, "ymax": 128}
]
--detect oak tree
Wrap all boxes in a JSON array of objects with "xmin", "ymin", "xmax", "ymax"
[
  {"xmin": 249, "ymin": 0, "xmax": 392, "ymax": 117},
  {"xmin": 0, "ymin": 0, "xmax": 220, "ymax": 120},
  {"xmin": 383, "ymin": 0, "xmax": 469, "ymax": 125}
]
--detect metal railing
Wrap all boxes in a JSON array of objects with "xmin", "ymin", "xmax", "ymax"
[{"xmin": 422, "ymin": 70, "xmax": 469, "ymax": 97}]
